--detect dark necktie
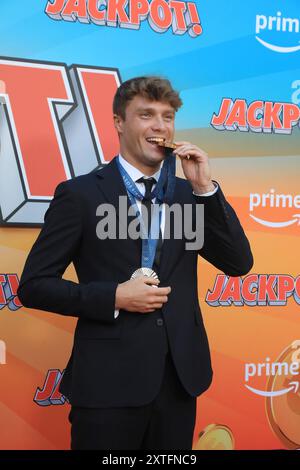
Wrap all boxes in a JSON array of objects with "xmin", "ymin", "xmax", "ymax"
[
  {"xmin": 136, "ymin": 176, "xmax": 162, "ymax": 270},
  {"xmin": 136, "ymin": 176, "xmax": 156, "ymax": 235}
]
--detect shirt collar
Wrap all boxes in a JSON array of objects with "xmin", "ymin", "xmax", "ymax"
[{"xmin": 118, "ymin": 154, "xmax": 162, "ymax": 183}]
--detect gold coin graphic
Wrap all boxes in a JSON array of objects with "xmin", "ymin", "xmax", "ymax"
[
  {"xmin": 266, "ymin": 341, "xmax": 300, "ymax": 449},
  {"xmin": 193, "ymin": 424, "xmax": 235, "ymax": 450}
]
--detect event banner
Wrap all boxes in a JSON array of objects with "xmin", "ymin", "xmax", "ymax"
[{"xmin": 0, "ymin": 0, "xmax": 299, "ymax": 450}]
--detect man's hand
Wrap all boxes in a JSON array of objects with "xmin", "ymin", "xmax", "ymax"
[
  {"xmin": 115, "ymin": 277, "xmax": 171, "ymax": 313},
  {"xmin": 173, "ymin": 141, "xmax": 215, "ymax": 194}
]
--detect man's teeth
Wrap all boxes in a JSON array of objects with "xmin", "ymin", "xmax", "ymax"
[{"xmin": 146, "ymin": 137, "xmax": 165, "ymax": 143}]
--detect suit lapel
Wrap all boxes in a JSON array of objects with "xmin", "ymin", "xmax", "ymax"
[
  {"xmin": 95, "ymin": 156, "xmax": 127, "ymax": 207},
  {"xmin": 95, "ymin": 157, "xmax": 142, "ymax": 253}
]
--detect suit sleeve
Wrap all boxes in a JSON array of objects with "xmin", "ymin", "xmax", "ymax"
[
  {"xmin": 17, "ymin": 180, "xmax": 118, "ymax": 324},
  {"xmin": 195, "ymin": 183, "xmax": 253, "ymax": 277}
]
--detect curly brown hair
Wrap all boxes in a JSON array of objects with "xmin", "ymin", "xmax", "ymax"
[{"xmin": 113, "ymin": 76, "xmax": 182, "ymax": 120}]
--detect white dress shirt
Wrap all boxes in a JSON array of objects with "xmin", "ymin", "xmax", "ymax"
[{"xmin": 114, "ymin": 154, "xmax": 218, "ymax": 318}]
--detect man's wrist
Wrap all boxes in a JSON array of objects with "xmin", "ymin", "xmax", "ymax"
[{"xmin": 192, "ymin": 181, "xmax": 216, "ymax": 194}]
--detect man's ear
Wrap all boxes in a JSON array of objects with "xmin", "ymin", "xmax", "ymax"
[{"xmin": 113, "ymin": 114, "xmax": 124, "ymax": 134}]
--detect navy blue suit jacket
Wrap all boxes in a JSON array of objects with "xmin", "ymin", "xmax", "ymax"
[{"xmin": 18, "ymin": 157, "xmax": 253, "ymax": 407}]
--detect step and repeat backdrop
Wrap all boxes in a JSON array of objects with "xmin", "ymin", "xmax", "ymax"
[{"xmin": 0, "ymin": 0, "xmax": 299, "ymax": 450}]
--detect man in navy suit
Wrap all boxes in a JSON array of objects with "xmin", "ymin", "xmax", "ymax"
[{"xmin": 18, "ymin": 76, "xmax": 253, "ymax": 450}]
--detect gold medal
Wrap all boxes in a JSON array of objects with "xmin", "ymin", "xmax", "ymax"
[{"xmin": 157, "ymin": 140, "xmax": 177, "ymax": 150}]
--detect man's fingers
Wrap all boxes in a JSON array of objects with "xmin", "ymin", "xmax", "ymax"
[
  {"xmin": 142, "ymin": 279, "xmax": 171, "ymax": 295},
  {"xmin": 135, "ymin": 277, "xmax": 171, "ymax": 295},
  {"xmin": 141, "ymin": 276, "xmax": 160, "ymax": 286},
  {"xmin": 174, "ymin": 140, "xmax": 190, "ymax": 145},
  {"xmin": 159, "ymin": 286, "xmax": 171, "ymax": 293},
  {"xmin": 154, "ymin": 295, "xmax": 168, "ymax": 303},
  {"xmin": 174, "ymin": 143, "xmax": 208, "ymax": 159},
  {"xmin": 126, "ymin": 278, "xmax": 171, "ymax": 313},
  {"xmin": 175, "ymin": 145, "xmax": 204, "ymax": 156},
  {"xmin": 148, "ymin": 296, "xmax": 168, "ymax": 305},
  {"xmin": 143, "ymin": 304, "xmax": 163, "ymax": 311}
]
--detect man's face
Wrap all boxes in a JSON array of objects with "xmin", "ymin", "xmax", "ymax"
[{"xmin": 114, "ymin": 95, "xmax": 175, "ymax": 168}]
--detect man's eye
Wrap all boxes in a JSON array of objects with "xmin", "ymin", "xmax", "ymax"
[
  {"xmin": 141, "ymin": 113, "xmax": 151, "ymax": 118},
  {"xmin": 164, "ymin": 115, "xmax": 174, "ymax": 121}
]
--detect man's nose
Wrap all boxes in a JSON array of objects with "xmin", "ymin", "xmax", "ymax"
[{"xmin": 151, "ymin": 115, "xmax": 166, "ymax": 131}]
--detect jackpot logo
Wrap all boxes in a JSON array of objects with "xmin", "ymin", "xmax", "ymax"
[
  {"xmin": 249, "ymin": 189, "xmax": 300, "ymax": 229},
  {"xmin": 34, "ymin": 369, "xmax": 67, "ymax": 406},
  {"xmin": 0, "ymin": 274, "xmax": 22, "ymax": 311},
  {"xmin": 206, "ymin": 274, "xmax": 300, "ymax": 307},
  {"xmin": 211, "ymin": 98, "xmax": 300, "ymax": 135},
  {"xmin": 255, "ymin": 11, "xmax": 300, "ymax": 53},
  {"xmin": 45, "ymin": 0, "xmax": 202, "ymax": 37}
]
